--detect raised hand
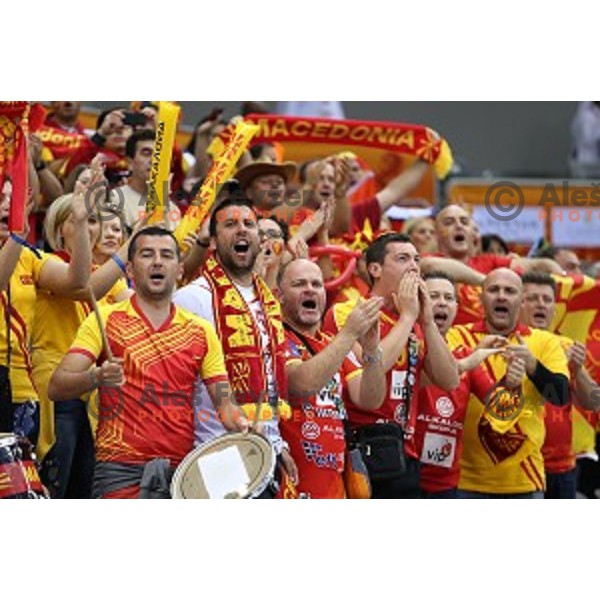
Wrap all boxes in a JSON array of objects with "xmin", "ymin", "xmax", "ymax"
[
  {"xmin": 504, "ymin": 333, "xmax": 537, "ymax": 377},
  {"xmin": 95, "ymin": 357, "xmax": 125, "ymax": 388},
  {"xmin": 417, "ymin": 278, "xmax": 434, "ymax": 326},
  {"xmin": 566, "ymin": 341, "xmax": 586, "ymax": 374},
  {"xmin": 343, "ymin": 296, "xmax": 384, "ymax": 340},
  {"xmin": 358, "ymin": 313, "xmax": 381, "ymax": 355},
  {"xmin": 476, "ymin": 335, "xmax": 509, "ymax": 351},
  {"xmin": 392, "ymin": 271, "xmax": 420, "ymax": 321},
  {"xmin": 505, "ymin": 355, "xmax": 526, "ymax": 389},
  {"xmin": 72, "ymin": 157, "xmax": 107, "ymax": 223}
]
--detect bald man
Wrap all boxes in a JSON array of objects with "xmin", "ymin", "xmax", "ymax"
[
  {"xmin": 446, "ymin": 268, "xmax": 570, "ymax": 498},
  {"xmin": 278, "ymin": 259, "xmax": 386, "ymax": 498},
  {"xmin": 434, "ymin": 205, "xmax": 564, "ymax": 325}
]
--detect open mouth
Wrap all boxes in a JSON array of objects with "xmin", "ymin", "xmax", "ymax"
[
  {"xmin": 0, "ymin": 216, "xmax": 8, "ymax": 227},
  {"xmin": 532, "ymin": 310, "xmax": 547, "ymax": 325},
  {"xmin": 301, "ymin": 299, "xmax": 318, "ymax": 311},
  {"xmin": 319, "ymin": 188, "xmax": 333, "ymax": 201},
  {"xmin": 453, "ymin": 233, "xmax": 467, "ymax": 244},
  {"xmin": 234, "ymin": 240, "xmax": 250, "ymax": 256},
  {"xmin": 493, "ymin": 305, "xmax": 510, "ymax": 318},
  {"xmin": 149, "ymin": 273, "xmax": 165, "ymax": 283},
  {"xmin": 433, "ymin": 311, "xmax": 448, "ymax": 327}
]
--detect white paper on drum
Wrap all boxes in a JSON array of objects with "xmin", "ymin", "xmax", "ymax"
[{"xmin": 197, "ymin": 446, "xmax": 250, "ymax": 499}]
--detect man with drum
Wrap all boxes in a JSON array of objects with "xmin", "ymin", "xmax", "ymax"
[
  {"xmin": 49, "ymin": 227, "xmax": 248, "ymax": 498},
  {"xmin": 278, "ymin": 259, "xmax": 386, "ymax": 498},
  {"xmin": 174, "ymin": 197, "xmax": 299, "ymax": 498}
]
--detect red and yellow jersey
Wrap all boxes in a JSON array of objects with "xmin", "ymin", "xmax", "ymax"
[
  {"xmin": 541, "ymin": 335, "xmax": 576, "ymax": 474},
  {"xmin": 68, "ymin": 296, "xmax": 228, "ymax": 466},
  {"xmin": 416, "ymin": 346, "xmax": 496, "ymax": 493},
  {"xmin": 446, "ymin": 322, "xmax": 570, "ymax": 494},
  {"xmin": 0, "ymin": 249, "xmax": 51, "ymax": 403},
  {"xmin": 280, "ymin": 328, "xmax": 362, "ymax": 499},
  {"xmin": 323, "ymin": 299, "xmax": 427, "ymax": 458}
]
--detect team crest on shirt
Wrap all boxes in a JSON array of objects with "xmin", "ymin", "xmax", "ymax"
[
  {"xmin": 302, "ymin": 421, "xmax": 321, "ymax": 440},
  {"xmin": 484, "ymin": 386, "xmax": 525, "ymax": 422},
  {"xmin": 19, "ymin": 275, "xmax": 34, "ymax": 285},
  {"xmin": 435, "ymin": 397, "xmax": 454, "ymax": 419}
]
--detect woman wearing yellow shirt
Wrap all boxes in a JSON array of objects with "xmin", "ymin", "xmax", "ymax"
[
  {"xmin": 1, "ymin": 176, "xmax": 94, "ymax": 445},
  {"xmin": 32, "ymin": 192, "xmax": 132, "ymax": 498}
]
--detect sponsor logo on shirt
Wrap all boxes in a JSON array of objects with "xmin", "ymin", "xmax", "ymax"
[
  {"xmin": 420, "ymin": 432, "xmax": 456, "ymax": 468},
  {"xmin": 435, "ymin": 396, "xmax": 455, "ymax": 419},
  {"xmin": 302, "ymin": 421, "xmax": 321, "ymax": 440}
]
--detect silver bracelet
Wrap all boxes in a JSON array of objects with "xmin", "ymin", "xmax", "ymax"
[{"xmin": 362, "ymin": 347, "xmax": 383, "ymax": 365}]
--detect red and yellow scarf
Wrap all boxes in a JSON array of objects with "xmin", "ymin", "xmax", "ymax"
[{"xmin": 202, "ymin": 256, "xmax": 289, "ymax": 418}]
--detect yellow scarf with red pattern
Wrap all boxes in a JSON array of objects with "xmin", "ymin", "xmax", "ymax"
[{"xmin": 203, "ymin": 256, "xmax": 288, "ymax": 412}]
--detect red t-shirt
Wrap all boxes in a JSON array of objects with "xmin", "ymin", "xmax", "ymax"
[
  {"xmin": 69, "ymin": 296, "xmax": 228, "ymax": 467},
  {"xmin": 280, "ymin": 328, "xmax": 362, "ymax": 499},
  {"xmin": 416, "ymin": 346, "xmax": 496, "ymax": 493},
  {"xmin": 542, "ymin": 402, "xmax": 576, "ymax": 474},
  {"xmin": 323, "ymin": 302, "xmax": 427, "ymax": 458}
]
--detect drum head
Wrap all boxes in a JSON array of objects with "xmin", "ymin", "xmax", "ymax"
[
  {"xmin": 171, "ymin": 432, "xmax": 275, "ymax": 499},
  {"xmin": 0, "ymin": 433, "xmax": 17, "ymax": 450}
]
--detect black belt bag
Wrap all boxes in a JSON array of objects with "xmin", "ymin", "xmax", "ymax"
[{"xmin": 349, "ymin": 423, "xmax": 406, "ymax": 482}]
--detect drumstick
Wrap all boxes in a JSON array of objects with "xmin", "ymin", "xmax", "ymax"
[
  {"xmin": 252, "ymin": 395, "xmax": 263, "ymax": 431},
  {"xmin": 88, "ymin": 286, "xmax": 114, "ymax": 361}
]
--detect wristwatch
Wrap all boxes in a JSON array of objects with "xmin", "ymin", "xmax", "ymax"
[{"xmin": 362, "ymin": 347, "xmax": 383, "ymax": 365}]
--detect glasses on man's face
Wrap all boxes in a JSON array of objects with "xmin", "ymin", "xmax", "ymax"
[{"xmin": 259, "ymin": 230, "xmax": 284, "ymax": 241}]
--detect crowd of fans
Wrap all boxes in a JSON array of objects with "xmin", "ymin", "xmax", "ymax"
[{"xmin": 1, "ymin": 100, "xmax": 599, "ymax": 500}]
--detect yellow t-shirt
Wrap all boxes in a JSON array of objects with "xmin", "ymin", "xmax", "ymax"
[
  {"xmin": 446, "ymin": 322, "xmax": 570, "ymax": 494},
  {"xmin": 0, "ymin": 249, "xmax": 51, "ymax": 403}
]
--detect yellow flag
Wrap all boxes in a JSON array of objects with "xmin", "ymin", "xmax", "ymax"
[
  {"xmin": 174, "ymin": 120, "xmax": 259, "ymax": 247},
  {"xmin": 146, "ymin": 101, "xmax": 180, "ymax": 224}
]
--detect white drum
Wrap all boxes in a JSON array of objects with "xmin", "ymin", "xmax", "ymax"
[{"xmin": 171, "ymin": 432, "xmax": 276, "ymax": 499}]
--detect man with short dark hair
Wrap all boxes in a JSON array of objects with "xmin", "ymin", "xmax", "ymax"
[
  {"xmin": 323, "ymin": 233, "xmax": 460, "ymax": 498},
  {"xmin": 49, "ymin": 227, "xmax": 247, "ymax": 498},
  {"xmin": 117, "ymin": 129, "xmax": 181, "ymax": 231},
  {"xmin": 174, "ymin": 198, "xmax": 299, "ymax": 497}
]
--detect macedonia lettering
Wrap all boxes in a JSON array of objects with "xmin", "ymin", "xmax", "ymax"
[{"xmin": 240, "ymin": 114, "xmax": 454, "ymax": 179}]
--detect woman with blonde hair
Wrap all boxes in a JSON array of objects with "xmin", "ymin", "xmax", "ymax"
[
  {"xmin": 404, "ymin": 216, "xmax": 437, "ymax": 254},
  {"xmin": 32, "ymin": 172, "xmax": 133, "ymax": 498}
]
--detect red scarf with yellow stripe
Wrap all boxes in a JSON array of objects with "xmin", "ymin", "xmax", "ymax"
[{"xmin": 202, "ymin": 256, "xmax": 287, "ymax": 407}]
